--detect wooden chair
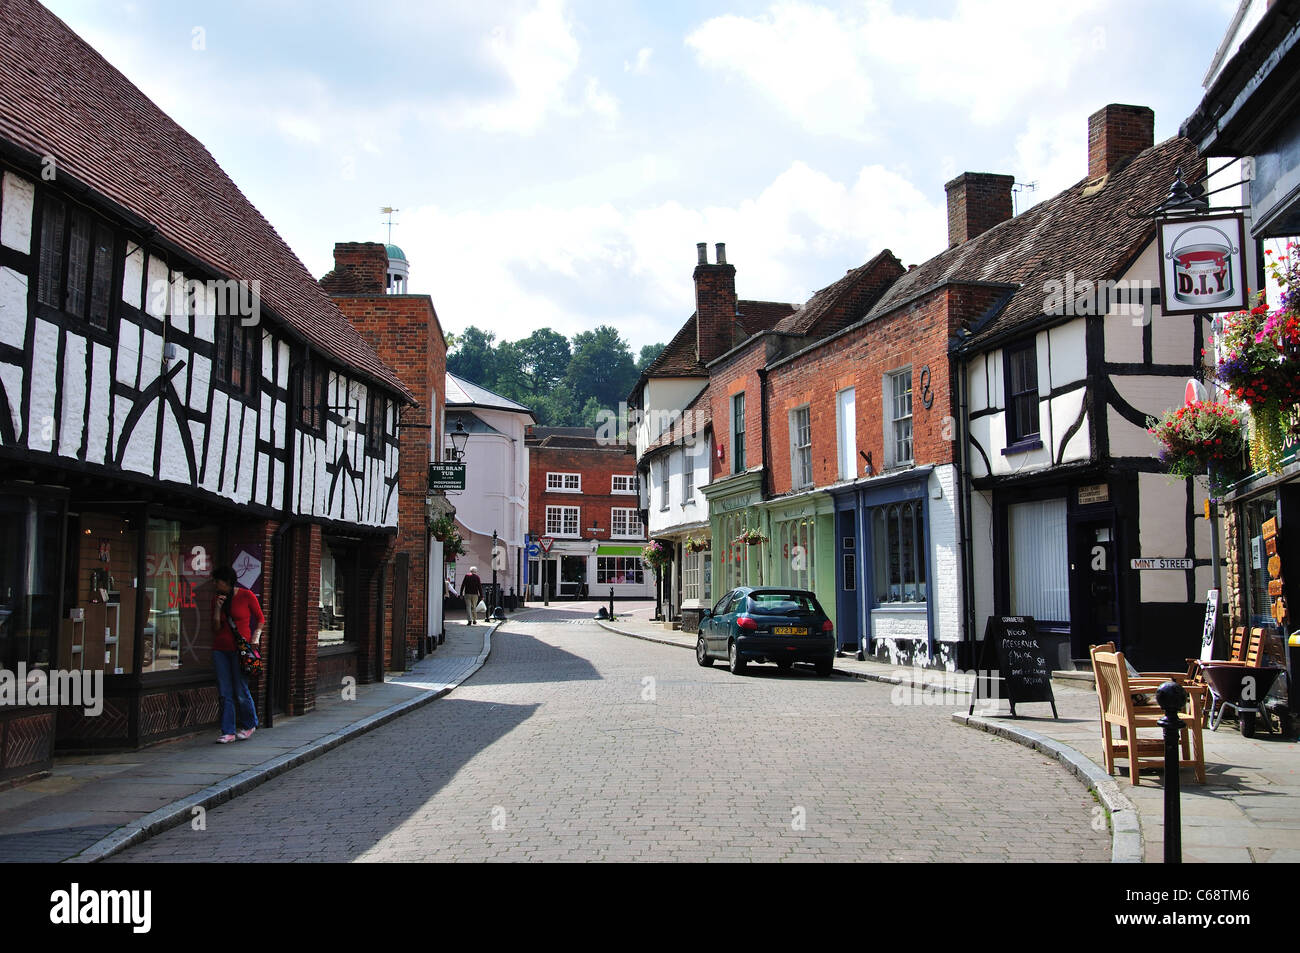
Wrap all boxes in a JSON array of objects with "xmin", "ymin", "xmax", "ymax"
[
  {"xmin": 1091, "ymin": 641, "xmax": 1209, "ymax": 730},
  {"xmin": 1092, "ymin": 648, "xmax": 1206, "ymax": 785}
]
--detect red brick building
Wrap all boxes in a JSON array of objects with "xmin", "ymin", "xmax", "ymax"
[
  {"xmin": 321, "ymin": 242, "xmax": 448, "ymax": 665},
  {"xmin": 526, "ymin": 427, "xmax": 652, "ymax": 599}
]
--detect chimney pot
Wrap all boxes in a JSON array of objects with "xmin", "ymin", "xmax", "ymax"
[
  {"xmin": 715, "ymin": 243, "xmax": 727, "ymax": 265},
  {"xmin": 697, "ymin": 242, "xmax": 708, "ymax": 265},
  {"xmin": 944, "ymin": 173, "xmax": 1014, "ymax": 248},
  {"xmin": 1088, "ymin": 104, "xmax": 1154, "ymax": 179}
]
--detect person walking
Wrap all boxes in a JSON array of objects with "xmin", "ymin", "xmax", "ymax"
[
  {"xmin": 462, "ymin": 566, "xmax": 482, "ymax": 626},
  {"xmin": 211, "ymin": 566, "xmax": 262, "ymax": 743}
]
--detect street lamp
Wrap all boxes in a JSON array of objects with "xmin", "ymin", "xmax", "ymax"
[{"xmin": 446, "ymin": 418, "xmax": 469, "ymax": 461}]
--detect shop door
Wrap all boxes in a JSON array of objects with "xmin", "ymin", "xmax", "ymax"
[
  {"xmin": 1071, "ymin": 518, "xmax": 1120, "ymax": 659},
  {"xmin": 835, "ymin": 509, "xmax": 859, "ymax": 653}
]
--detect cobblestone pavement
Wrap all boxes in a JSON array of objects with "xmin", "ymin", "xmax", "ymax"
[{"xmin": 112, "ymin": 614, "xmax": 1109, "ymax": 862}]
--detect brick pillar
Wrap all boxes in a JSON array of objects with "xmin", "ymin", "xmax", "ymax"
[
  {"xmin": 328, "ymin": 242, "xmax": 388, "ymax": 294},
  {"xmin": 944, "ymin": 173, "xmax": 1014, "ymax": 247},
  {"xmin": 694, "ymin": 242, "xmax": 737, "ymax": 364},
  {"xmin": 288, "ymin": 522, "xmax": 321, "ymax": 715}
]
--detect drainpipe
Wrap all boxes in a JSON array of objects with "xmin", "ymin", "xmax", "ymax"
[
  {"xmin": 955, "ymin": 343, "xmax": 979, "ymax": 668},
  {"xmin": 758, "ymin": 366, "xmax": 771, "ymax": 587}
]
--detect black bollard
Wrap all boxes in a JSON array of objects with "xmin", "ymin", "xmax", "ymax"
[
  {"xmin": 609, "ymin": 586, "xmax": 615, "ymax": 621},
  {"xmin": 1157, "ymin": 680, "xmax": 1187, "ymax": 864}
]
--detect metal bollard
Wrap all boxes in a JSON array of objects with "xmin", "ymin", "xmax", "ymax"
[{"xmin": 1157, "ymin": 680, "xmax": 1187, "ymax": 864}]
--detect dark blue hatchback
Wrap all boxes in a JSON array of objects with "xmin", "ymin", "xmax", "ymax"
[{"xmin": 695, "ymin": 586, "xmax": 835, "ymax": 676}]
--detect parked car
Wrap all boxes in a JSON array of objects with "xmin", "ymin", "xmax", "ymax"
[{"xmin": 695, "ymin": 587, "xmax": 834, "ymax": 676}]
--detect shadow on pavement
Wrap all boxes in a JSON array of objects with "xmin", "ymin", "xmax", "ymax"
[{"xmin": 461, "ymin": 625, "xmax": 603, "ymax": 688}]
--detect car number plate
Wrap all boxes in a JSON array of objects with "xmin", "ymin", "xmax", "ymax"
[{"xmin": 774, "ymin": 626, "xmax": 807, "ymax": 636}]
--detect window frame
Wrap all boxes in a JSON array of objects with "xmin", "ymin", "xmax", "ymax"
[
  {"xmin": 871, "ymin": 500, "xmax": 927, "ymax": 606},
  {"xmin": 886, "ymin": 367, "xmax": 913, "ymax": 468},
  {"xmin": 731, "ymin": 392, "xmax": 746, "ymax": 473},
  {"xmin": 545, "ymin": 505, "xmax": 580, "ymax": 538},
  {"xmin": 789, "ymin": 404, "xmax": 813, "ymax": 489},
  {"xmin": 35, "ymin": 191, "xmax": 120, "ymax": 337},
  {"xmin": 546, "ymin": 472, "xmax": 582, "ymax": 493},
  {"xmin": 611, "ymin": 474, "xmax": 637, "ymax": 495},
  {"xmin": 682, "ymin": 453, "xmax": 694, "ymax": 501},
  {"xmin": 610, "ymin": 507, "xmax": 643, "ymax": 539},
  {"xmin": 1003, "ymin": 338, "xmax": 1041, "ymax": 447}
]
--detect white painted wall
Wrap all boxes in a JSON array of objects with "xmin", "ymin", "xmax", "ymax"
[{"xmin": 647, "ymin": 433, "xmax": 712, "ymax": 538}]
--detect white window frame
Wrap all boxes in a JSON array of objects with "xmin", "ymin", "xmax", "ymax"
[
  {"xmin": 611, "ymin": 474, "xmax": 636, "ymax": 495},
  {"xmin": 682, "ymin": 549, "xmax": 702, "ymax": 602},
  {"xmin": 789, "ymin": 405, "xmax": 812, "ymax": 489},
  {"xmin": 545, "ymin": 505, "xmax": 580, "ymax": 537},
  {"xmin": 659, "ymin": 460, "xmax": 670, "ymax": 510},
  {"xmin": 886, "ymin": 367, "xmax": 913, "ymax": 468},
  {"xmin": 611, "ymin": 507, "xmax": 643, "ymax": 539},
  {"xmin": 731, "ymin": 393, "xmax": 746, "ymax": 474},
  {"xmin": 682, "ymin": 452, "xmax": 695, "ymax": 502},
  {"xmin": 546, "ymin": 472, "xmax": 581, "ymax": 493},
  {"xmin": 836, "ymin": 386, "xmax": 856, "ymax": 481}
]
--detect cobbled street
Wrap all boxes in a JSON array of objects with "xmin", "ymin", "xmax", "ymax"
[{"xmin": 113, "ymin": 609, "xmax": 1110, "ymax": 862}]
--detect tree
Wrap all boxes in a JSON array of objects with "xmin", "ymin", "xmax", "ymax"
[
  {"xmin": 447, "ymin": 326, "xmax": 499, "ymax": 389},
  {"xmin": 514, "ymin": 328, "xmax": 571, "ymax": 397},
  {"xmin": 566, "ymin": 325, "xmax": 638, "ymax": 413},
  {"xmin": 636, "ymin": 342, "xmax": 666, "ymax": 373}
]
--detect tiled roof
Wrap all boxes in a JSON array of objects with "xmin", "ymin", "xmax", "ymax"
[
  {"xmin": 736, "ymin": 300, "xmax": 798, "ymax": 336},
  {"xmin": 0, "ymin": 0, "xmax": 413, "ymax": 401},
  {"xmin": 445, "ymin": 373, "xmax": 535, "ymax": 418},
  {"xmin": 866, "ymin": 136, "xmax": 1202, "ymax": 347},
  {"xmin": 774, "ymin": 249, "xmax": 902, "ymax": 335}
]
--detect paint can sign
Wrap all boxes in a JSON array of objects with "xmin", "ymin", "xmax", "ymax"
[{"xmin": 1169, "ymin": 224, "xmax": 1238, "ymax": 308}]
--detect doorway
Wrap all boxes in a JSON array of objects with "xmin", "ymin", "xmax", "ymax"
[{"xmin": 1070, "ymin": 516, "xmax": 1121, "ymax": 660}]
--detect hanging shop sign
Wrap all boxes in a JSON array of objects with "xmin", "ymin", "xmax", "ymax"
[
  {"xmin": 1156, "ymin": 213, "xmax": 1248, "ymax": 315},
  {"xmin": 428, "ymin": 462, "xmax": 466, "ymax": 492}
]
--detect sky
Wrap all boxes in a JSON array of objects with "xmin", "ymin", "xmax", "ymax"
[{"xmin": 43, "ymin": 0, "xmax": 1238, "ymax": 352}]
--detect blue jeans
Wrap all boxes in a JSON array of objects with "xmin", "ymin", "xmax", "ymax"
[{"xmin": 213, "ymin": 650, "xmax": 258, "ymax": 735}]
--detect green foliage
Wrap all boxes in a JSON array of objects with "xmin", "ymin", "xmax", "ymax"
[
  {"xmin": 637, "ymin": 342, "xmax": 666, "ymax": 373},
  {"xmin": 446, "ymin": 323, "xmax": 641, "ymax": 427}
]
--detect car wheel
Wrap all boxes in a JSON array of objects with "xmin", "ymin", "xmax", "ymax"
[
  {"xmin": 696, "ymin": 636, "xmax": 713, "ymax": 667},
  {"xmin": 775, "ymin": 659, "xmax": 793, "ymax": 671},
  {"xmin": 728, "ymin": 640, "xmax": 747, "ymax": 675},
  {"xmin": 815, "ymin": 658, "xmax": 833, "ymax": 677}
]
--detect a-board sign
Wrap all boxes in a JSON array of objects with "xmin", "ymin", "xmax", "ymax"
[
  {"xmin": 969, "ymin": 616, "xmax": 1059, "ymax": 718},
  {"xmin": 1200, "ymin": 589, "xmax": 1219, "ymax": 663}
]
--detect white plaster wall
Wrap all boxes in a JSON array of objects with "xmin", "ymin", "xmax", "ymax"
[
  {"xmin": 146, "ymin": 256, "xmax": 168, "ymax": 319},
  {"xmin": 0, "ymin": 267, "xmax": 28, "ymax": 350},
  {"xmin": 160, "ymin": 408, "xmax": 189, "ymax": 485},
  {"xmin": 1, "ymin": 173, "xmax": 34, "ymax": 253},
  {"xmin": 1048, "ymin": 321, "xmax": 1087, "ymax": 388},
  {"xmin": 1138, "ymin": 471, "xmax": 1191, "ymax": 603},
  {"xmin": 968, "ymin": 353, "xmax": 989, "ymax": 414},
  {"xmin": 971, "ymin": 489, "xmax": 995, "ymax": 627},
  {"xmin": 28, "ymin": 319, "xmax": 57, "ymax": 453},
  {"xmin": 58, "ymin": 333, "xmax": 85, "ymax": 458},
  {"xmin": 1109, "ymin": 376, "xmax": 1187, "ymax": 457},
  {"xmin": 1104, "ymin": 310, "xmax": 1144, "ymax": 364},
  {"xmin": 0, "ymin": 363, "xmax": 22, "ymax": 442},
  {"xmin": 1153, "ymin": 313, "xmax": 1196, "ymax": 367},
  {"xmin": 929, "ymin": 464, "xmax": 962, "ymax": 643},
  {"xmin": 122, "ymin": 246, "xmax": 144, "ymax": 310},
  {"xmin": 87, "ymin": 342, "xmax": 111, "ymax": 464},
  {"xmin": 1050, "ymin": 388, "xmax": 1088, "ymax": 463},
  {"xmin": 870, "ymin": 608, "xmax": 928, "ymax": 648},
  {"xmin": 647, "ymin": 435, "xmax": 711, "ymax": 537}
]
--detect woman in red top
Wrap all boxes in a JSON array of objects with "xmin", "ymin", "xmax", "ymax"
[{"xmin": 212, "ymin": 566, "xmax": 263, "ymax": 743}]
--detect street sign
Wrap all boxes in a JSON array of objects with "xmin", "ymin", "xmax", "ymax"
[
  {"xmin": 539, "ymin": 536, "xmax": 555, "ymax": 554},
  {"xmin": 526, "ymin": 543, "xmax": 540, "ymax": 557},
  {"xmin": 428, "ymin": 462, "xmax": 466, "ymax": 492},
  {"xmin": 1130, "ymin": 557, "xmax": 1195, "ymax": 570}
]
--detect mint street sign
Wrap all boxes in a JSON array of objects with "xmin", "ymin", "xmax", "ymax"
[{"xmin": 428, "ymin": 462, "xmax": 466, "ymax": 492}]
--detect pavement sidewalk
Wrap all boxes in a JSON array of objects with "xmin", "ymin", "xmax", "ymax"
[
  {"xmin": 0, "ymin": 619, "xmax": 497, "ymax": 863},
  {"xmin": 597, "ymin": 615, "xmax": 1300, "ymax": 864}
]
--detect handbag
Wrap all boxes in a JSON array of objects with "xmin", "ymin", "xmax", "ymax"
[{"xmin": 237, "ymin": 635, "xmax": 263, "ymax": 677}]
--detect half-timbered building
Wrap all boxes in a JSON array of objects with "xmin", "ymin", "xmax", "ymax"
[{"xmin": 0, "ymin": 0, "xmax": 413, "ymax": 781}]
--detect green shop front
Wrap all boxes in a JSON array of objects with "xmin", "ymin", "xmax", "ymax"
[
  {"xmin": 756, "ymin": 489, "xmax": 837, "ymax": 630},
  {"xmin": 702, "ymin": 470, "xmax": 765, "ymax": 602}
]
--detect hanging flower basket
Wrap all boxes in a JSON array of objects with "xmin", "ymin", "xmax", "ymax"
[
  {"xmin": 684, "ymin": 535, "xmax": 710, "ymax": 554},
  {"xmin": 641, "ymin": 540, "xmax": 672, "ymax": 569},
  {"xmin": 733, "ymin": 527, "xmax": 768, "ymax": 547},
  {"xmin": 1147, "ymin": 399, "xmax": 1246, "ymax": 498},
  {"xmin": 428, "ymin": 513, "xmax": 456, "ymax": 542},
  {"xmin": 443, "ymin": 531, "xmax": 466, "ymax": 561},
  {"xmin": 1215, "ymin": 246, "xmax": 1300, "ymax": 475}
]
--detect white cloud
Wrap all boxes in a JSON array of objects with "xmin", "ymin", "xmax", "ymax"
[
  {"xmin": 443, "ymin": 0, "xmax": 617, "ymax": 134},
  {"xmin": 624, "ymin": 47, "xmax": 653, "ymax": 73},
  {"xmin": 687, "ymin": 0, "xmax": 1113, "ymax": 136},
  {"xmin": 1009, "ymin": 112, "xmax": 1089, "ymax": 207},
  {"xmin": 398, "ymin": 160, "xmax": 945, "ymax": 350}
]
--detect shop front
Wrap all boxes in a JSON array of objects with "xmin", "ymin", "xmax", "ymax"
[
  {"xmin": 757, "ymin": 490, "xmax": 836, "ymax": 630},
  {"xmin": 702, "ymin": 470, "xmax": 764, "ymax": 602}
]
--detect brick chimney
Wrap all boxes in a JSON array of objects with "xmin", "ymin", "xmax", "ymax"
[
  {"xmin": 325, "ymin": 242, "xmax": 388, "ymax": 294},
  {"xmin": 694, "ymin": 242, "xmax": 737, "ymax": 365},
  {"xmin": 1088, "ymin": 104, "xmax": 1154, "ymax": 180},
  {"xmin": 944, "ymin": 173, "xmax": 1014, "ymax": 247}
]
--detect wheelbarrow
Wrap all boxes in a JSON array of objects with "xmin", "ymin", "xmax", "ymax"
[{"xmin": 1201, "ymin": 663, "xmax": 1287, "ymax": 737}]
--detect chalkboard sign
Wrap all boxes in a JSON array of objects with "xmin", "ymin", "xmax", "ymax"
[{"xmin": 969, "ymin": 616, "xmax": 1059, "ymax": 718}]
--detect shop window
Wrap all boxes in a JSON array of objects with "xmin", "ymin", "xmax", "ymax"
[
  {"xmin": 141, "ymin": 518, "xmax": 220, "ymax": 673},
  {"xmin": 1004, "ymin": 339, "xmax": 1040, "ymax": 445},
  {"xmin": 65, "ymin": 512, "xmax": 139, "ymax": 674},
  {"xmin": 597, "ymin": 557, "xmax": 644, "ymax": 585},
  {"xmin": 718, "ymin": 511, "xmax": 749, "ymax": 592},
  {"xmin": 777, "ymin": 517, "xmax": 816, "ymax": 591},
  {"xmin": 872, "ymin": 501, "xmax": 926, "ymax": 604},
  {"xmin": 1008, "ymin": 498, "xmax": 1070, "ymax": 622},
  {"xmin": 37, "ymin": 194, "xmax": 117, "ymax": 330},
  {"xmin": 320, "ymin": 541, "xmax": 356, "ymax": 646},
  {"xmin": 682, "ymin": 550, "xmax": 702, "ymax": 602},
  {"xmin": 1244, "ymin": 496, "xmax": 1279, "ymax": 628},
  {"xmin": 0, "ymin": 495, "xmax": 63, "ymax": 673}
]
